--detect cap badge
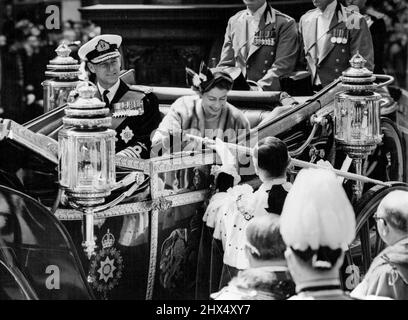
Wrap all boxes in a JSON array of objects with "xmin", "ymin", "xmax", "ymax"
[{"xmin": 96, "ymin": 39, "xmax": 110, "ymax": 53}]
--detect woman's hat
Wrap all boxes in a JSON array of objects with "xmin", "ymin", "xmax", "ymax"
[{"xmin": 186, "ymin": 61, "xmax": 233, "ymax": 93}]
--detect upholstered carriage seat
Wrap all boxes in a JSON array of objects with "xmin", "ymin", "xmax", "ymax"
[
  {"xmin": 121, "ymin": 69, "xmax": 299, "ymax": 129},
  {"xmin": 157, "ymin": 106, "xmax": 274, "ymax": 129}
]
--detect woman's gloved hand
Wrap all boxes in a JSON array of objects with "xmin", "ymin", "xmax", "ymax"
[{"xmin": 206, "ymin": 137, "xmax": 236, "ymax": 166}]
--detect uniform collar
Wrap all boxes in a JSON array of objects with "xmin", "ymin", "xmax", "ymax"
[
  {"xmin": 296, "ymin": 278, "xmax": 341, "ymax": 293},
  {"xmin": 317, "ymin": 0, "xmax": 337, "ymax": 18},
  {"xmin": 97, "ymin": 79, "xmax": 121, "ymax": 103},
  {"xmin": 261, "ymin": 177, "xmax": 287, "ymax": 190},
  {"xmin": 246, "ymin": 1, "xmax": 267, "ymax": 21}
]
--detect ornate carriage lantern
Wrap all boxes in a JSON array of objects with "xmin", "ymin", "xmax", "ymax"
[
  {"xmin": 42, "ymin": 43, "xmax": 82, "ymax": 113},
  {"xmin": 334, "ymin": 53, "xmax": 383, "ymax": 201},
  {"xmin": 58, "ymin": 81, "xmax": 116, "ymax": 258}
]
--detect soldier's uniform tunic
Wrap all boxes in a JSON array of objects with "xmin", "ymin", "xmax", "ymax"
[
  {"xmin": 217, "ymin": 2, "xmax": 299, "ymax": 91},
  {"xmin": 299, "ymin": 0, "xmax": 374, "ymax": 88}
]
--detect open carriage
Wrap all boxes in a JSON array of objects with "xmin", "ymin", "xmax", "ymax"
[{"xmin": 1, "ymin": 60, "xmax": 408, "ymax": 299}]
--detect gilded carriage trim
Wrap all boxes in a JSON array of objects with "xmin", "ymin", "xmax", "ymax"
[
  {"xmin": 151, "ymin": 196, "xmax": 172, "ymax": 212},
  {"xmin": 53, "ymin": 190, "xmax": 207, "ymax": 220},
  {"xmin": 165, "ymin": 190, "xmax": 208, "ymax": 207},
  {"xmin": 146, "ymin": 208, "xmax": 158, "ymax": 300},
  {"xmin": 54, "ymin": 201, "xmax": 153, "ymax": 220},
  {"xmin": 150, "ymin": 151, "xmax": 215, "ymax": 173},
  {"xmin": 0, "ymin": 119, "xmax": 58, "ymax": 164},
  {"xmin": 115, "ymin": 155, "xmax": 150, "ymax": 172}
]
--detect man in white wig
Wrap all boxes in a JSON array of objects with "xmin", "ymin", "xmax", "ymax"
[{"xmin": 280, "ymin": 168, "xmax": 356, "ymax": 299}]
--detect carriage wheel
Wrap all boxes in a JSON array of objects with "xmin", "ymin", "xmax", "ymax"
[
  {"xmin": 342, "ymin": 183, "xmax": 408, "ymax": 291},
  {"xmin": 364, "ymin": 117, "xmax": 405, "ymax": 183}
]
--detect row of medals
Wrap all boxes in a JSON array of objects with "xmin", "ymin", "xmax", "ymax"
[
  {"xmin": 331, "ymin": 28, "xmax": 349, "ymax": 44},
  {"xmin": 253, "ymin": 30, "xmax": 276, "ymax": 46}
]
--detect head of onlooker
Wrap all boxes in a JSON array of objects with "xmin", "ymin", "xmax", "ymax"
[
  {"xmin": 252, "ymin": 136, "xmax": 290, "ymax": 183},
  {"xmin": 280, "ymin": 168, "xmax": 356, "ymax": 299},
  {"xmin": 375, "ymin": 190, "xmax": 408, "ymax": 246},
  {"xmin": 351, "ymin": 190, "xmax": 408, "ymax": 300},
  {"xmin": 245, "ymin": 215, "xmax": 287, "ymax": 267},
  {"xmin": 212, "ymin": 215, "xmax": 295, "ymax": 300}
]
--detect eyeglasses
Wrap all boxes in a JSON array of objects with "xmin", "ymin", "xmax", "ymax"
[{"xmin": 373, "ymin": 213, "xmax": 387, "ymax": 225}]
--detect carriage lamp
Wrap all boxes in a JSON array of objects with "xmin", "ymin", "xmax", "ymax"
[
  {"xmin": 58, "ymin": 81, "xmax": 116, "ymax": 258},
  {"xmin": 42, "ymin": 42, "xmax": 82, "ymax": 113},
  {"xmin": 334, "ymin": 53, "xmax": 382, "ymax": 201}
]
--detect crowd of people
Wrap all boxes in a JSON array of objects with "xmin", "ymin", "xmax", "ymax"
[
  {"xmin": 0, "ymin": 2, "xmax": 100, "ymax": 123},
  {"xmin": 206, "ymin": 137, "xmax": 408, "ymax": 300}
]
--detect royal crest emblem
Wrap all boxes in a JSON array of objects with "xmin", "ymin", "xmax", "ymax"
[
  {"xmin": 88, "ymin": 229, "xmax": 124, "ymax": 299},
  {"xmin": 96, "ymin": 39, "xmax": 110, "ymax": 53}
]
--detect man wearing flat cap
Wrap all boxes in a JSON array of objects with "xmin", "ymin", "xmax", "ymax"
[{"xmin": 78, "ymin": 34, "xmax": 161, "ymax": 156}]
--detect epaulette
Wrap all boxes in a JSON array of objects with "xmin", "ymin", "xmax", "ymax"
[
  {"xmin": 303, "ymin": 8, "xmax": 318, "ymax": 16},
  {"xmin": 274, "ymin": 9, "xmax": 295, "ymax": 21},
  {"xmin": 231, "ymin": 9, "xmax": 247, "ymax": 20},
  {"xmin": 129, "ymin": 84, "xmax": 153, "ymax": 94},
  {"xmin": 366, "ymin": 8, "xmax": 385, "ymax": 20},
  {"xmin": 300, "ymin": 8, "xmax": 318, "ymax": 22}
]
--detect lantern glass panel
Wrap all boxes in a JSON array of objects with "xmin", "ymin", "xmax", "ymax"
[
  {"xmin": 43, "ymin": 81, "xmax": 78, "ymax": 112},
  {"xmin": 58, "ymin": 129, "xmax": 115, "ymax": 193},
  {"xmin": 334, "ymin": 93, "xmax": 382, "ymax": 146}
]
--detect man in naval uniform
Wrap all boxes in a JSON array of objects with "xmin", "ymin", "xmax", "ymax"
[
  {"xmin": 299, "ymin": 0, "xmax": 374, "ymax": 90},
  {"xmin": 217, "ymin": 0, "xmax": 299, "ymax": 91},
  {"xmin": 78, "ymin": 35, "xmax": 161, "ymax": 299},
  {"xmin": 78, "ymin": 34, "xmax": 161, "ymax": 156}
]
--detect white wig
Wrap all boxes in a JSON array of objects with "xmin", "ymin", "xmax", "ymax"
[{"xmin": 280, "ymin": 168, "xmax": 356, "ymax": 251}]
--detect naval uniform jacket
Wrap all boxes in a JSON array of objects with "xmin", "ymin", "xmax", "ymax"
[
  {"xmin": 299, "ymin": 2, "xmax": 374, "ymax": 87},
  {"xmin": 217, "ymin": 4, "xmax": 299, "ymax": 91},
  {"xmin": 96, "ymin": 80, "xmax": 161, "ymax": 156}
]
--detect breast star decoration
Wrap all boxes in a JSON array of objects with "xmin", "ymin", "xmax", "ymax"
[
  {"xmin": 88, "ymin": 229, "xmax": 124, "ymax": 299},
  {"xmin": 120, "ymin": 126, "xmax": 134, "ymax": 144}
]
